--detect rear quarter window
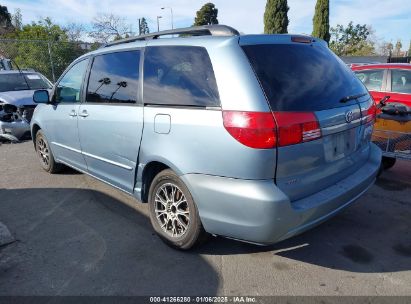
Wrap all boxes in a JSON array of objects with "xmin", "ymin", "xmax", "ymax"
[
  {"xmin": 143, "ymin": 46, "xmax": 220, "ymax": 107},
  {"xmin": 242, "ymin": 44, "xmax": 367, "ymax": 111}
]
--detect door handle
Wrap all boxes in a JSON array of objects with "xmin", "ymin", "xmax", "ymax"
[
  {"xmin": 79, "ymin": 110, "xmax": 89, "ymax": 118},
  {"xmin": 69, "ymin": 110, "xmax": 77, "ymax": 117}
]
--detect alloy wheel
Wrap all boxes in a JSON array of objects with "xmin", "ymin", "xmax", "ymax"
[
  {"xmin": 36, "ymin": 136, "xmax": 50, "ymax": 167},
  {"xmin": 154, "ymin": 183, "xmax": 190, "ymax": 237}
]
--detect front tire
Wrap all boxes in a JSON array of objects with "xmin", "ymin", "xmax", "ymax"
[
  {"xmin": 35, "ymin": 130, "xmax": 62, "ymax": 174},
  {"xmin": 148, "ymin": 169, "xmax": 208, "ymax": 250},
  {"xmin": 382, "ymin": 156, "xmax": 396, "ymax": 170}
]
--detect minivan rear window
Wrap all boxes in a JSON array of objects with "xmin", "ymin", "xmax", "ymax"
[{"xmin": 242, "ymin": 44, "xmax": 367, "ymax": 111}]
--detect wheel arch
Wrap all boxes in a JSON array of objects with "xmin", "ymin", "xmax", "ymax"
[
  {"xmin": 140, "ymin": 161, "xmax": 170, "ymax": 203},
  {"xmin": 31, "ymin": 123, "xmax": 41, "ymax": 149}
]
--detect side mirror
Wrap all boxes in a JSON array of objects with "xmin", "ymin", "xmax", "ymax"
[{"xmin": 33, "ymin": 89, "xmax": 50, "ymax": 104}]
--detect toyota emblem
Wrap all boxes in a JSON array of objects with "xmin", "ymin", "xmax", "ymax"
[{"xmin": 345, "ymin": 110, "xmax": 354, "ymax": 123}]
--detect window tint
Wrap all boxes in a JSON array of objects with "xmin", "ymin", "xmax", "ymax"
[
  {"xmin": 354, "ymin": 70, "xmax": 384, "ymax": 91},
  {"xmin": 0, "ymin": 73, "xmax": 51, "ymax": 92},
  {"xmin": 0, "ymin": 73, "xmax": 30, "ymax": 92},
  {"xmin": 391, "ymin": 69, "xmax": 411, "ymax": 94},
  {"xmin": 56, "ymin": 59, "xmax": 89, "ymax": 103},
  {"xmin": 86, "ymin": 51, "xmax": 140, "ymax": 104},
  {"xmin": 143, "ymin": 46, "xmax": 220, "ymax": 107},
  {"xmin": 242, "ymin": 44, "xmax": 367, "ymax": 111},
  {"xmin": 25, "ymin": 73, "xmax": 52, "ymax": 89}
]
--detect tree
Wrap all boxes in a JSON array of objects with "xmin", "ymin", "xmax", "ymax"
[
  {"xmin": 5, "ymin": 18, "xmax": 88, "ymax": 80},
  {"xmin": 63, "ymin": 22, "xmax": 85, "ymax": 42},
  {"xmin": 408, "ymin": 40, "xmax": 411, "ymax": 56},
  {"xmin": 264, "ymin": 0, "xmax": 289, "ymax": 34},
  {"xmin": 10, "ymin": 17, "xmax": 65, "ymax": 41},
  {"xmin": 194, "ymin": 3, "xmax": 219, "ymax": 26},
  {"xmin": 379, "ymin": 42, "xmax": 394, "ymax": 56},
  {"xmin": 139, "ymin": 17, "xmax": 149, "ymax": 35},
  {"xmin": 0, "ymin": 4, "xmax": 13, "ymax": 35},
  {"xmin": 388, "ymin": 42, "xmax": 394, "ymax": 55},
  {"xmin": 312, "ymin": 0, "xmax": 330, "ymax": 43},
  {"xmin": 329, "ymin": 22, "xmax": 375, "ymax": 56},
  {"xmin": 11, "ymin": 8, "xmax": 22, "ymax": 31},
  {"xmin": 395, "ymin": 40, "xmax": 402, "ymax": 56},
  {"xmin": 89, "ymin": 14, "xmax": 131, "ymax": 43}
]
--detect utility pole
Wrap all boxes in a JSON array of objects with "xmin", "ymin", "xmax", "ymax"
[{"xmin": 47, "ymin": 42, "xmax": 56, "ymax": 83}]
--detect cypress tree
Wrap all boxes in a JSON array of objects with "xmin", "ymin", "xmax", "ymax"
[
  {"xmin": 194, "ymin": 3, "xmax": 219, "ymax": 26},
  {"xmin": 139, "ymin": 17, "xmax": 150, "ymax": 34},
  {"xmin": 0, "ymin": 4, "xmax": 13, "ymax": 32},
  {"xmin": 312, "ymin": 0, "xmax": 330, "ymax": 43},
  {"xmin": 395, "ymin": 40, "xmax": 402, "ymax": 56},
  {"xmin": 264, "ymin": 0, "xmax": 289, "ymax": 34}
]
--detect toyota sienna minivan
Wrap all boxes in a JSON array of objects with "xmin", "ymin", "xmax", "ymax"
[{"xmin": 31, "ymin": 25, "xmax": 381, "ymax": 249}]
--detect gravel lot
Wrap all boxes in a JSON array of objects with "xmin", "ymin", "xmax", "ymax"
[{"xmin": 0, "ymin": 141, "xmax": 410, "ymax": 296}]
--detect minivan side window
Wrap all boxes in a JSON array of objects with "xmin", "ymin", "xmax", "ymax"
[
  {"xmin": 391, "ymin": 69, "xmax": 411, "ymax": 94},
  {"xmin": 354, "ymin": 70, "xmax": 384, "ymax": 91},
  {"xmin": 55, "ymin": 59, "xmax": 89, "ymax": 103},
  {"xmin": 143, "ymin": 46, "xmax": 220, "ymax": 107},
  {"xmin": 86, "ymin": 50, "xmax": 140, "ymax": 104}
]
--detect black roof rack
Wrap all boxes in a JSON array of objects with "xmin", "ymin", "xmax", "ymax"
[{"xmin": 103, "ymin": 25, "xmax": 240, "ymax": 48}]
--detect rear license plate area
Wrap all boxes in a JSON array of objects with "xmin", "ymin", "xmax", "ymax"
[{"xmin": 324, "ymin": 129, "xmax": 357, "ymax": 161}]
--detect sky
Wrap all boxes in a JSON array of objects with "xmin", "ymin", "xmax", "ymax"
[{"xmin": 2, "ymin": 0, "xmax": 411, "ymax": 48}]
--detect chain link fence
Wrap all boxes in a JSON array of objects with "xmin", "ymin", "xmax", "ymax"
[
  {"xmin": 373, "ymin": 130, "xmax": 411, "ymax": 160},
  {"xmin": 0, "ymin": 39, "xmax": 99, "ymax": 82}
]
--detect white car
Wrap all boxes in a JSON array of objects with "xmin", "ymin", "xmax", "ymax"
[{"xmin": 0, "ymin": 70, "xmax": 52, "ymax": 140}]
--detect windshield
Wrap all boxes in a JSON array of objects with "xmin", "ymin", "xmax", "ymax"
[
  {"xmin": 242, "ymin": 44, "xmax": 368, "ymax": 111},
  {"xmin": 0, "ymin": 73, "xmax": 52, "ymax": 92}
]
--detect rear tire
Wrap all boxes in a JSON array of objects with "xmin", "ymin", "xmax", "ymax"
[
  {"xmin": 35, "ymin": 130, "xmax": 63, "ymax": 174},
  {"xmin": 382, "ymin": 156, "xmax": 396, "ymax": 170},
  {"xmin": 148, "ymin": 169, "xmax": 208, "ymax": 250}
]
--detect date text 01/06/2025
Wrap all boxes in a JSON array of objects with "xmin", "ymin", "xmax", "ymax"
[{"xmin": 149, "ymin": 296, "xmax": 257, "ymax": 303}]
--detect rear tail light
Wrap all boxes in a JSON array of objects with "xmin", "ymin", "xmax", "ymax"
[
  {"xmin": 274, "ymin": 112, "xmax": 321, "ymax": 146},
  {"xmin": 222, "ymin": 111, "xmax": 321, "ymax": 149},
  {"xmin": 222, "ymin": 111, "xmax": 276, "ymax": 149},
  {"xmin": 364, "ymin": 102, "xmax": 377, "ymax": 124}
]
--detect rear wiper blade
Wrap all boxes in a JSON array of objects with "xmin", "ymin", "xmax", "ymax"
[{"xmin": 339, "ymin": 93, "xmax": 368, "ymax": 103}]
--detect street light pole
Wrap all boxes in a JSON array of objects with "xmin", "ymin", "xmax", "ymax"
[
  {"xmin": 156, "ymin": 16, "xmax": 162, "ymax": 32},
  {"xmin": 161, "ymin": 7, "xmax": 174, "ymax": 30}
]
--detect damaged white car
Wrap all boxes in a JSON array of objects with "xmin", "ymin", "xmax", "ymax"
[{"xmin": 0, "ymin": 70, "xmax": 52, "ymax": 141}]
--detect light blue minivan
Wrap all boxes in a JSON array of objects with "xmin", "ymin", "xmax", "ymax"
[{"xmin": 31, "ymin": 25, "xmax": 381, "ymax": 250}]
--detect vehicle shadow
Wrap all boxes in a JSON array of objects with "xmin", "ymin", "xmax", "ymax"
[
  {"xmin": 198, "ymin": 177, "xmax": 411, "ymax": 274},
  {"xmin": 60, "ymin": 166, "xmax": 83, "ymax": 175},
  {"xmin": 0, "ymin": 188, "xmax": 219, "ymax": 296}
]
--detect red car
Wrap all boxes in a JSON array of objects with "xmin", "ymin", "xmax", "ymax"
[
  {"xmin": 351, "ymin": 63, "xmax": 411, "ymax": 107},
  {"xmin": 352, "ymin": 63, "xmax": 411, "ymax": 170}
]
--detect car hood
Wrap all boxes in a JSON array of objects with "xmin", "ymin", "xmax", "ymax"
[{"xmin": 0, "ymin": 90, "xmax": 40, "ymax": 106}]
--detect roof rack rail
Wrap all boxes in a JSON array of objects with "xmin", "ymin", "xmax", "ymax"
[{"xmin": 103, "ymin": 25, "xmax": 240, "ymax": 47}]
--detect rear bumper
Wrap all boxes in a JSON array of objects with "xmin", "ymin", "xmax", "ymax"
[{"xmin": 181, "ymin": 143, "xmax": 381, "ymax": 244}]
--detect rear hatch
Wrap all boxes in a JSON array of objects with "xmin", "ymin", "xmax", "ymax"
[{"xmin": 241, "ymin": 36, "xmax": 375, "ymax": 201}]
